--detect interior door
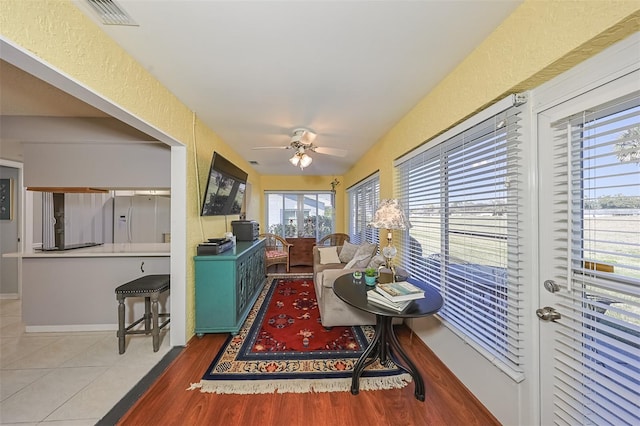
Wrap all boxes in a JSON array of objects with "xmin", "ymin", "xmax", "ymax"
[
  {"xmin": 0, "ymin": 166, "xmax": 20, "ymax": 296},
  {"xmin": 537, "ymin": 73, "xmax": 640, "ymax": 425}
]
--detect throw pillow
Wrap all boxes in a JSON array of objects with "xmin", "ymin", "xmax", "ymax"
[
  {"xmin": 343, "ymin": 251, "xmax": 371, "ymax": 269},
  {"xmin": 343, "ymin": 242, "xmax": 378, "ymax": 269},
  {"xmin": 318, "ymin": 246, "xmax": 341, "ymax": 264},
  {"xmin": 338, "ymin": 241, "xmax": 359, "ymax": 263},
  {"xmin": 353, "ymin": 242, "xmax": 378, "ymax": 266},
  {"xmin": 367, "ymin": 254, "xmax": 386, "ymax": 269}
]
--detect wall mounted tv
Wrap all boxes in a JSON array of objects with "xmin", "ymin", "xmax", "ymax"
[{"xmin": 200, "ymin": 152, "xmax": 248, "ymax": 216}]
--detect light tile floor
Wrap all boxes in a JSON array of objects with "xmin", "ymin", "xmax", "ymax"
[{"xmin": 0, "ymin": 299, "xmax": 170, "ymax": 425}]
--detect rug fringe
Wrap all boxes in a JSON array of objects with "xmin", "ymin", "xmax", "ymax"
[{"xmin": 188, "ymin": 374, "xmax": 412, "ymax": 395}]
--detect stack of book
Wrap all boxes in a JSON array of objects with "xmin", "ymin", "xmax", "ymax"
[{"xmin": 366, "ymin": 281, "xmax": 425, "ymax": 312}]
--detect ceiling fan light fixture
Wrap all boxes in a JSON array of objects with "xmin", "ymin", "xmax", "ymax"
[
  {"xmin": 289, "ymin": 151, "xmax": 312, "ymax": 170},
  {"xmin": 300, "ymin": 153, "xmax": 312, "ymax": 168}
]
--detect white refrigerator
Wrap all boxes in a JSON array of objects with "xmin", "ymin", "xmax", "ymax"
[{"xmin": 113, "ymin": 195, "xmax": 170, "ymax": 243}]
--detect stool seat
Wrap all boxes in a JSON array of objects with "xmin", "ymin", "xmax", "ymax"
[
  {"xmin": 115, "ymin": 275, "xmax": 170, "ymax": 295},
  {"xmin": 116, "ymin": 274, "xmax": 170, "ymax": 354}
]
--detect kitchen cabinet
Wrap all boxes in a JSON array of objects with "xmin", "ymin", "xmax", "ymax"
[{"xmin": 194, "ymin": 239, "xmax": 266, "ymax": 335}]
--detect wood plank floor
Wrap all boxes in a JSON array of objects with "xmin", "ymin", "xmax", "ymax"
[{"xmin": 117, "ymin": 325, "xmax": 500, "ymax": 426}]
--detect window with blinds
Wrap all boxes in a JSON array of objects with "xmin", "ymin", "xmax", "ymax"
[
  {"xmin": 347, "ymin": 174, "xmax": 379, "ymax": 244},
  {"xmin": 550, "ymin": 91, "xmax": 639, "ymax": 424},
  {"xmin": 395, "ymin": 95, "xmax": 525, "ymax": 379}
]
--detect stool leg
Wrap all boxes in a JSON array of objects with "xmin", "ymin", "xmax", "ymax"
[
  {"xmin": 151, "ymin": 292, "xmax": 160, "ymax": 352},
  {"xmin": 117, "ymin": 295, "xmax": 126, "ymax": 354},
  {"xmin": 144, "ymin": 296, "xmax": 151, "ymax": 334}
]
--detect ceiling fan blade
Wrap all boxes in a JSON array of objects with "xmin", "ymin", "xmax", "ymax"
[
  {"xmin": 313, "ymin": 146, "xmax": 348, "ymax": 157},
  {"xmin": 301, "ymin": 130, "xmax": 316, "ymax": 144},
  {"xmin": 251, "ymin": 145, "xmax": 292, "ymax": 150},
  {"xmin": 292, "ymin": 128, "xmax": 316, "ymax": 145}
]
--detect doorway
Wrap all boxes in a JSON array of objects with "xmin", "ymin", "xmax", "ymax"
[
  {"xmin": 0, "ymin": 162, "xmax": 21, "ymax": 298},
  {"xmin": 1, "ymin": 39, "xmax": 186, "ymax": 347}
]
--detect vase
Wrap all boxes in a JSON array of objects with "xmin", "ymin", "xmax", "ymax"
[{"xmin": 364, "ymin": 275, "xmax": 376, "ymax": 286}]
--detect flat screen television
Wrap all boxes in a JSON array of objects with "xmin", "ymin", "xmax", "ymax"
[{"xmin": 200, "ymin": 152, "xmax": 248, "ymax": 216}]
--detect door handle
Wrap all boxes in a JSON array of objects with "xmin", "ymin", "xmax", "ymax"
[{"xmin": 536, "ymin": 306, "xmax": 561, "ymax": 322}]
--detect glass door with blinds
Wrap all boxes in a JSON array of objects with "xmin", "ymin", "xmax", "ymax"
[
  {"xmin": 537, "ymin": 73, "xmax": 639, "ymax": 425},
  {"xmin": 264, "ymin": 192, "xmax": 335, "ymax": 240}
]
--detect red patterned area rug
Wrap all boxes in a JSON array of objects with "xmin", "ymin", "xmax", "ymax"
[{"xmin": 189, "ymin": 277, "xmax": 411, "ymax": 394}]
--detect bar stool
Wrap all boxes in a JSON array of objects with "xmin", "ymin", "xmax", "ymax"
[{"xmin": 115, "ymin": 274, "xmax": 170, "ymax": 354}]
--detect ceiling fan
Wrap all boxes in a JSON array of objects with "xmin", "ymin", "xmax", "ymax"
[{"xmin": 252, "ymin": 128, "xmax": 348, "ymax": 169}]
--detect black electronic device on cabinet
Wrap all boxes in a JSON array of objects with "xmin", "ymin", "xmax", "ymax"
[
  {"xmin": 197, "ymin": 238, "xmax": 234, "ymax": 255},
  {"xmin": 231, "ymin": 220, "xmax": 259, "ymax": 241}
]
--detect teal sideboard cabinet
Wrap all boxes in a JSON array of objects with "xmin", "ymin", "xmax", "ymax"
[{"xmin": 194, "ymin": 239, "xmax": 266, "ymax": 335}]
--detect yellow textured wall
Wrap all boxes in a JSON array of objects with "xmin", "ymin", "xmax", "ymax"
[
  {"xmin": 345, "ymin": 0, "xmax": 640, "ymax": 196},
  {"xmin": 0, "ymin": 0, "xmax": 262, "ymax": 338},
  {"xmin": 260, "ymin": 175, "xmax": 345, "ymax": 232}
]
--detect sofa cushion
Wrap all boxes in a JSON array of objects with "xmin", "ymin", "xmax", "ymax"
[
  {"xmin": 319, "ymin": 268, "xmax": 357, "ymax": 288},
  {"xmin": 266, "ymin": 249, "xmax": 287, "ymax": 260},
  {"xmin": 318, "ymin": 246, "xmax": 341, "ymax": 264},
  {"xmin": 338, "ymin": 241, "xmax": 360, "ymax": 263}
]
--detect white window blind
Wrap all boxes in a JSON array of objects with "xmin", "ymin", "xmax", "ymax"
[
  {"xmin": 348, "ymin": 174, "xmax": 379, "ymax": 244},
  {"xmin": 549, "ymin": 91, "xmax": 639, "ymax": 425},
  {"xmin": 395, "ymin": 95, "xmax": 525, "ymax": 379}
]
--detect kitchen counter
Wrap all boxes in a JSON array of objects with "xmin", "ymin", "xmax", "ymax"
[
  {"xmin": 3, "ymin": 243, "xmax": 170, "ymax": 258},
  {"xmin": 5, "ymin": 243, "xmax": 171, "ymax": 331}
]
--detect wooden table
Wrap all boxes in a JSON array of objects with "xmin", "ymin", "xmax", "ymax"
[{"xmin": 333, "ymin": 275, "xmax": 444, "ymax": 401}]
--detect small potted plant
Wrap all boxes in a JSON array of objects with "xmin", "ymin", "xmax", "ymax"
[{"xmin": 364, "ymin": 267, "xmax": 377, "ymax": 286}]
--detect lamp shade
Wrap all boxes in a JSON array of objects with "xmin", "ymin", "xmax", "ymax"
[
  {"xmin": 368, "ymin": 199, "xmax": 411, "ymax": 230},
  {"xmin": 289, "ymin": 155, "xmax": 300, "ymax": 166}
]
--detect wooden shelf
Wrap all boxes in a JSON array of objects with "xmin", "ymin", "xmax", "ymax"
[{"xmin": 27, "ymin": 187, "xmax": 109, "ymax": 193}]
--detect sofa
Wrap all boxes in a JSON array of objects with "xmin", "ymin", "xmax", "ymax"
[{"xmin": 312, "ymin": 241, "xmax": 386, "ymax": 327}]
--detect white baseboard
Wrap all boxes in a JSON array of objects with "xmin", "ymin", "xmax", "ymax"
[
  {"xmin": 25, "ymin": 324, "xmax": 118, "ymax": 333},
  {"xmin": 0, "ymin": 293, "xmax": 19, "ymax": 300}
]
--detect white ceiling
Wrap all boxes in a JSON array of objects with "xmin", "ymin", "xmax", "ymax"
[{"xmin": 2, "ymin": 0, "xmax": 523, "ymax": 175}]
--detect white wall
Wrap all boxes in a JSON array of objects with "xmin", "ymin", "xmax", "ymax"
[{"xmin": 22, "ymin": 142, "xmax": 171, "ymax": 188}]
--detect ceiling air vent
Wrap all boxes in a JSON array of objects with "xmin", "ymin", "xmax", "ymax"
[{"xmin": 86, "ymin": 0, "xmax": 138, "ymax": 26}]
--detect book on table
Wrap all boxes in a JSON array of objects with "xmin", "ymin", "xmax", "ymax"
[
  {"xmin": 366, "ymin": 289, "xmax": 413, "ymax": 312},
  {"xmin": 375, "ymin": 281, "xmax": 425, "ymax": 302}
]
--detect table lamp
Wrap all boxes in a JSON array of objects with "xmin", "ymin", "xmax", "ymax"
[{"xmin": 368, "ymin": 199, "xmax": 411, "ymax": 282}]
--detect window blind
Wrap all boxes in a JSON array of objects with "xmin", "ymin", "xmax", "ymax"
[
  {"xmin": 347, "ymin": 174, "xmax": 379, "ymax": 244},
  {"xmin": 395, "ymin": 95, "xmax": 525, "ymax": 379},
  {"xmin": 549, "ymin": 91, "xmax": 639, "ymax": 425}
]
